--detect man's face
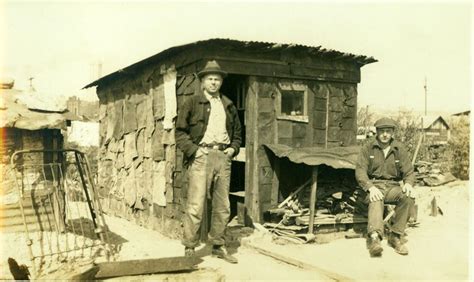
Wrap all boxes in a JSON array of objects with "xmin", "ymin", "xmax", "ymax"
[
  {"xmin": 202, "ymin": 74, "xmax": 223, "ymax": 95},
  {"xmin": 376, "ymin": 127, "xmax": 394, "ymax": 144}
]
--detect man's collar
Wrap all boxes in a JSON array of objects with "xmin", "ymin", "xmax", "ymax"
[
  {"xmin": 203, "ymin": 91, "xmax": 220, "ymax": 101},
  {"xmin": 198, "ymin": 91, "xmax": 233, "ymax": 108},
  {"xmin": 370, "ymin": 138, "xmax": 400, "ymax": 149}
]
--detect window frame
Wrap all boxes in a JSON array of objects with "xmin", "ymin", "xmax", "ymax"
[{"xmin": 276, "ymin": 80, "xmax": 309, "ymax": 123}]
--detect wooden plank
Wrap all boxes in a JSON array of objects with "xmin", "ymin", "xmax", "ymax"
[
  {"xmin": 308, "ymin": 166, "xmax": 318, "ymax": 234},
  {"xmin": 202, "ymin": 56, "xmax": 360, "ymax": 83},
  {"xmin": 245, "ymin": 77, "xmax": 261, "ymax": 223},
  {"xmin": 325, "ymin": 91, "xmax": 329, "ymax": 148},
  {"xmin": 277, "ymin": 121, "xmax": 293, "ymax": 138},
  {"xmin": 296, "ymin": 215, "xmax": 368, "ymax": 225},
  {"xmin": 291, "ymin": 65, "xmax": 360, "ymax": 83},
  {"xmin": 327, "ymin": 126, "xmax": 341, "ymax": 142},
  {"xmin": 72, "ymin": 257, "xmax": 203, "ymax": 279},
  {"xmin": 292, "ymin": 123, "xmax": 306, "ymax": 139},
  {"xmin": 328, "ymin": 111, "xmax": 343, "ymax": 127}
]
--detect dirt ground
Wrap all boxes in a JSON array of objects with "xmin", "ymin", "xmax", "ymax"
[
  {"xmin": 1, "ymin": 180, "xmax": 471, "ymax": 281},
  {"xmin": 244, "ymin": 180, "xmax": 471, "ymax": 281}
]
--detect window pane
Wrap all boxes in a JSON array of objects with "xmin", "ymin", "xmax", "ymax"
[{"xmin": 281, "ymin": 90, "xmax": 304, "ymax": 116}]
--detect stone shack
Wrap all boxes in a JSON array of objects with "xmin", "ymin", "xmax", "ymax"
[{"xmin": 83, "ymin": 39, "xmax": 376, "ymax": 236}]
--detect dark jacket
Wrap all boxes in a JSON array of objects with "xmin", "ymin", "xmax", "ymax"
[
  {"xmin": 355, "ymin": 138, "xmax": 415, "ymax": 191},
  {"xmin": 176, "ymin": 92, "xmax": 242, "ymax": 160}
]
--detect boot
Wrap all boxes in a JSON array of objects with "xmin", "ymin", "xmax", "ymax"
[
  {"xmin": 184, "ymin": 247, "xmax": 195, "ymax": 257},
  {"xmin": 366, "ymin": 232, "xmax": 383, "ymax": 257},
  {"xmin": 388, "ymin": 233, "xmax": 409, "ymax": 255},
  {"xmin": 212, "ymin": 245, "xmax": 238, "ymax": 264}
]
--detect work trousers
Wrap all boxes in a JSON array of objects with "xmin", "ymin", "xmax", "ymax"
[
  {"xmin": 182, "ymin": 149, "xmax": 232, "ymax": 248},
  {"xmin": 364, "ymin": 181, "xmax": 415, "ymax": 237}
]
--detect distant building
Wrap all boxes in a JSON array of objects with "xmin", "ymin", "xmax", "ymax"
[
  {"xmin": 451, "ymin": 110, "xmax": 470, "ymax": 117},
  {"xmin": 64, "ymin": 96, "xmax": 100, "ymax": 147},
  {"xmin": 66, "ymin": 96, "xmax": 99, "ymax": 121},
  {"xmin": 422, "ymin": 115, "xmax": 450, "ymax": 145},
  {"xmin": 0, "ymin": 81, "xmax": 66, "ymax": 163}
]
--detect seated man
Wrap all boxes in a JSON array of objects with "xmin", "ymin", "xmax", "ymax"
[{"xmin": 355, "ymin": 117, "xmax": 415, "ymax": 257}]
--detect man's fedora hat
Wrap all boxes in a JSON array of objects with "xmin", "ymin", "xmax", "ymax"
[{"xmin": 197, "ymin": 60, "xmax": 227, "ymax": 79}]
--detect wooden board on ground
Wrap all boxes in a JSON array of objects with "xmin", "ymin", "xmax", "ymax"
[
  {"xmin": 296, "ymin": 214, "xmax": 368, "ymax": 226},
  {"xmin": 70, "ymin": 257, "xmax": 203, "ymax": 279}
]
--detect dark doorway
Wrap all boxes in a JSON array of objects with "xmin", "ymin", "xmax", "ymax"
[{"xmin": 221, "ymin": 74, "xmax": 247, "ymax": 220}]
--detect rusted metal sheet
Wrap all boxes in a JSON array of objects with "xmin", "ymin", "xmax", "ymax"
[
  {"xmin": 123, "ymin": 100, "xmax": 137, "ymax": 134},
  {"xmin": 152, "ymin": 121, "xmax": 164, "ymax": 161},
  {"xmin": 264, "ymin": 143, "xmax": 359, "ymax": 169},
  {"xmin": 152, "ymin": 84, "xmax": 165, "ymax": 120},
  {"xmin": 145, "ymin": 95, "xmax": 155, "ymax": 138},
  {"xmin": 113, "ymin": 99, "xmax": 124, "ymax": 140},
  {"xmin": 124, "ymin": 132, "xmax": 137, "ymax": 169},
  {"xmin": 136, "ymin": 100, "xmax": 147, "ymax": 130}
]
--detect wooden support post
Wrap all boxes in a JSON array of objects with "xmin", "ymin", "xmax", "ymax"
[
  {"xmin": 430, "ymin": 196, "xmax": 438, "ymax": 217},
  {"xmin": 308, "ymin": 166, "xmax": 319, "ymax": 234},
  {"xmin": 271, "ymin": 158, "xmax": 280, "ymax": 206},
  {"xmin": 412, "ymin": 133, "xmax": 424, "ymax": 165}
]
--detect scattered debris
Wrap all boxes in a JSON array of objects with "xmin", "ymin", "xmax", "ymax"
[
  {"xmin": 414, "ymin": 161, "xmax": 457, "ymax": 186},
  {"xmin": 264, "ymin": 179, "xmax": 368, "ymax": 244}
]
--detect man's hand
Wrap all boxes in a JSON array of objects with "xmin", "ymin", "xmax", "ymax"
[
  {"xmin": 223, "ymin": 147, "xmax": 235, "ymax": 159},
  {"xmin": 402, "ymin": 183, "xmax": 415, "ymax": 198},
  {"xmin": 368, "ymin": 186, "xmax": 384, "ymax": 202},
  {"xmin": 195, "ymin": 147, "xmax": 208, "ymax": 158}
]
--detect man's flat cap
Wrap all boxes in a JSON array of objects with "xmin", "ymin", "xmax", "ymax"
[{"xmin": 374, "ymin": 117, "xmax": 397, "ymax": 129}]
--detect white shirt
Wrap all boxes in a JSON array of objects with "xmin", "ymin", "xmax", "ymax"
[
  {"xmin": 383, "ymin": 146, "xmax": 391, "ymax": 158},
  {"xmin": 200, "ymin": 92, "xmax": 230, "ymax": 145}
]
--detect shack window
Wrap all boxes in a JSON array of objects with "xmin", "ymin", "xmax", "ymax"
[
  {"xmin": 277, "ymin": 81, "xmax": 308, "ymax": 122},
  {"xmin": 281, "ymin": 90, "xmax": 304, "ymax": 116}
]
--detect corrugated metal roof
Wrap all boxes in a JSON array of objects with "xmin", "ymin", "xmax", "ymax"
[
  {"xmin": 452, "ymin": 110, "xmax": 470, "ymax": 116},
  {"xmin": 0, "ymin": 89, "xmax": 67, "ymax": 130},
  {"xmin": 264, "ymin": 144, "xmax": 360, "ymax": 169},
  {"xmin": 84, "ymin": 38, "xmax": 377, "ymax": 89}
]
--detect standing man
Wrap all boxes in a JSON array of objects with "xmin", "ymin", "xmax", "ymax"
[
  {"xmin": 356, "ymin": 117, "xmax": 415, "ymax": 257},
  {"xmin": 176, "ymin": 60, "xmax": 241, "ymax": 264}
]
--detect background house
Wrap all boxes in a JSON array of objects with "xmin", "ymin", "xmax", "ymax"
[
  {"xmin": 84, "ymin": 38, "xmax": 375, "ymax": 236},
  {"xmin": 0, "ymin": 79, "xmax": 67, "ymax": 233},
  {"xmin": 0, "ymin": 80, "xmax": 66, "ymax": 168},
  {"xmin": 422, "ymin": 115, "xmax": 450, "ymax": 145}
]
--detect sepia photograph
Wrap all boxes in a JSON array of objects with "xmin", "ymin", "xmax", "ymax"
[{"xmin": 0, "ymin": 0, "xmax": 472, "ymax": 280}]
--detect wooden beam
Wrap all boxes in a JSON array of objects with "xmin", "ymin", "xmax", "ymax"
[
  {"xmin": 308, "ymin": 166, "xmax": 319, "ymax": 234},
  {"xmin": 271, "ymin": 158, "xmax": 280, "ymax": 206},
  {"xmin": 71, "ymin": 257, "xmax": 203, "ymax": 279}
]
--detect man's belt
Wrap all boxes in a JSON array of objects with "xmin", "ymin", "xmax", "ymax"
[
  {"xmin": 371, "ymin": 178, "xmax": 401, "ymax": 186},
  {"xmin": 200, "ymin": 143, "xmax": 229, "ymax": 151}
]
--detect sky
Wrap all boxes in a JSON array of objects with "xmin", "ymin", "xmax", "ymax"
[{"xmin": 0, "ymin": 0, "xmax": 472, "ymax": 115}]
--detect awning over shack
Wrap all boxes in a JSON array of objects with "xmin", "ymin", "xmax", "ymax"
[
  {"xmin": 0, "ymin": 89, "xmax": 67, "ymax": 130},
  {"xmin": 264, "ymin": 144, "xmax": 360, "ymax": 170}
]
